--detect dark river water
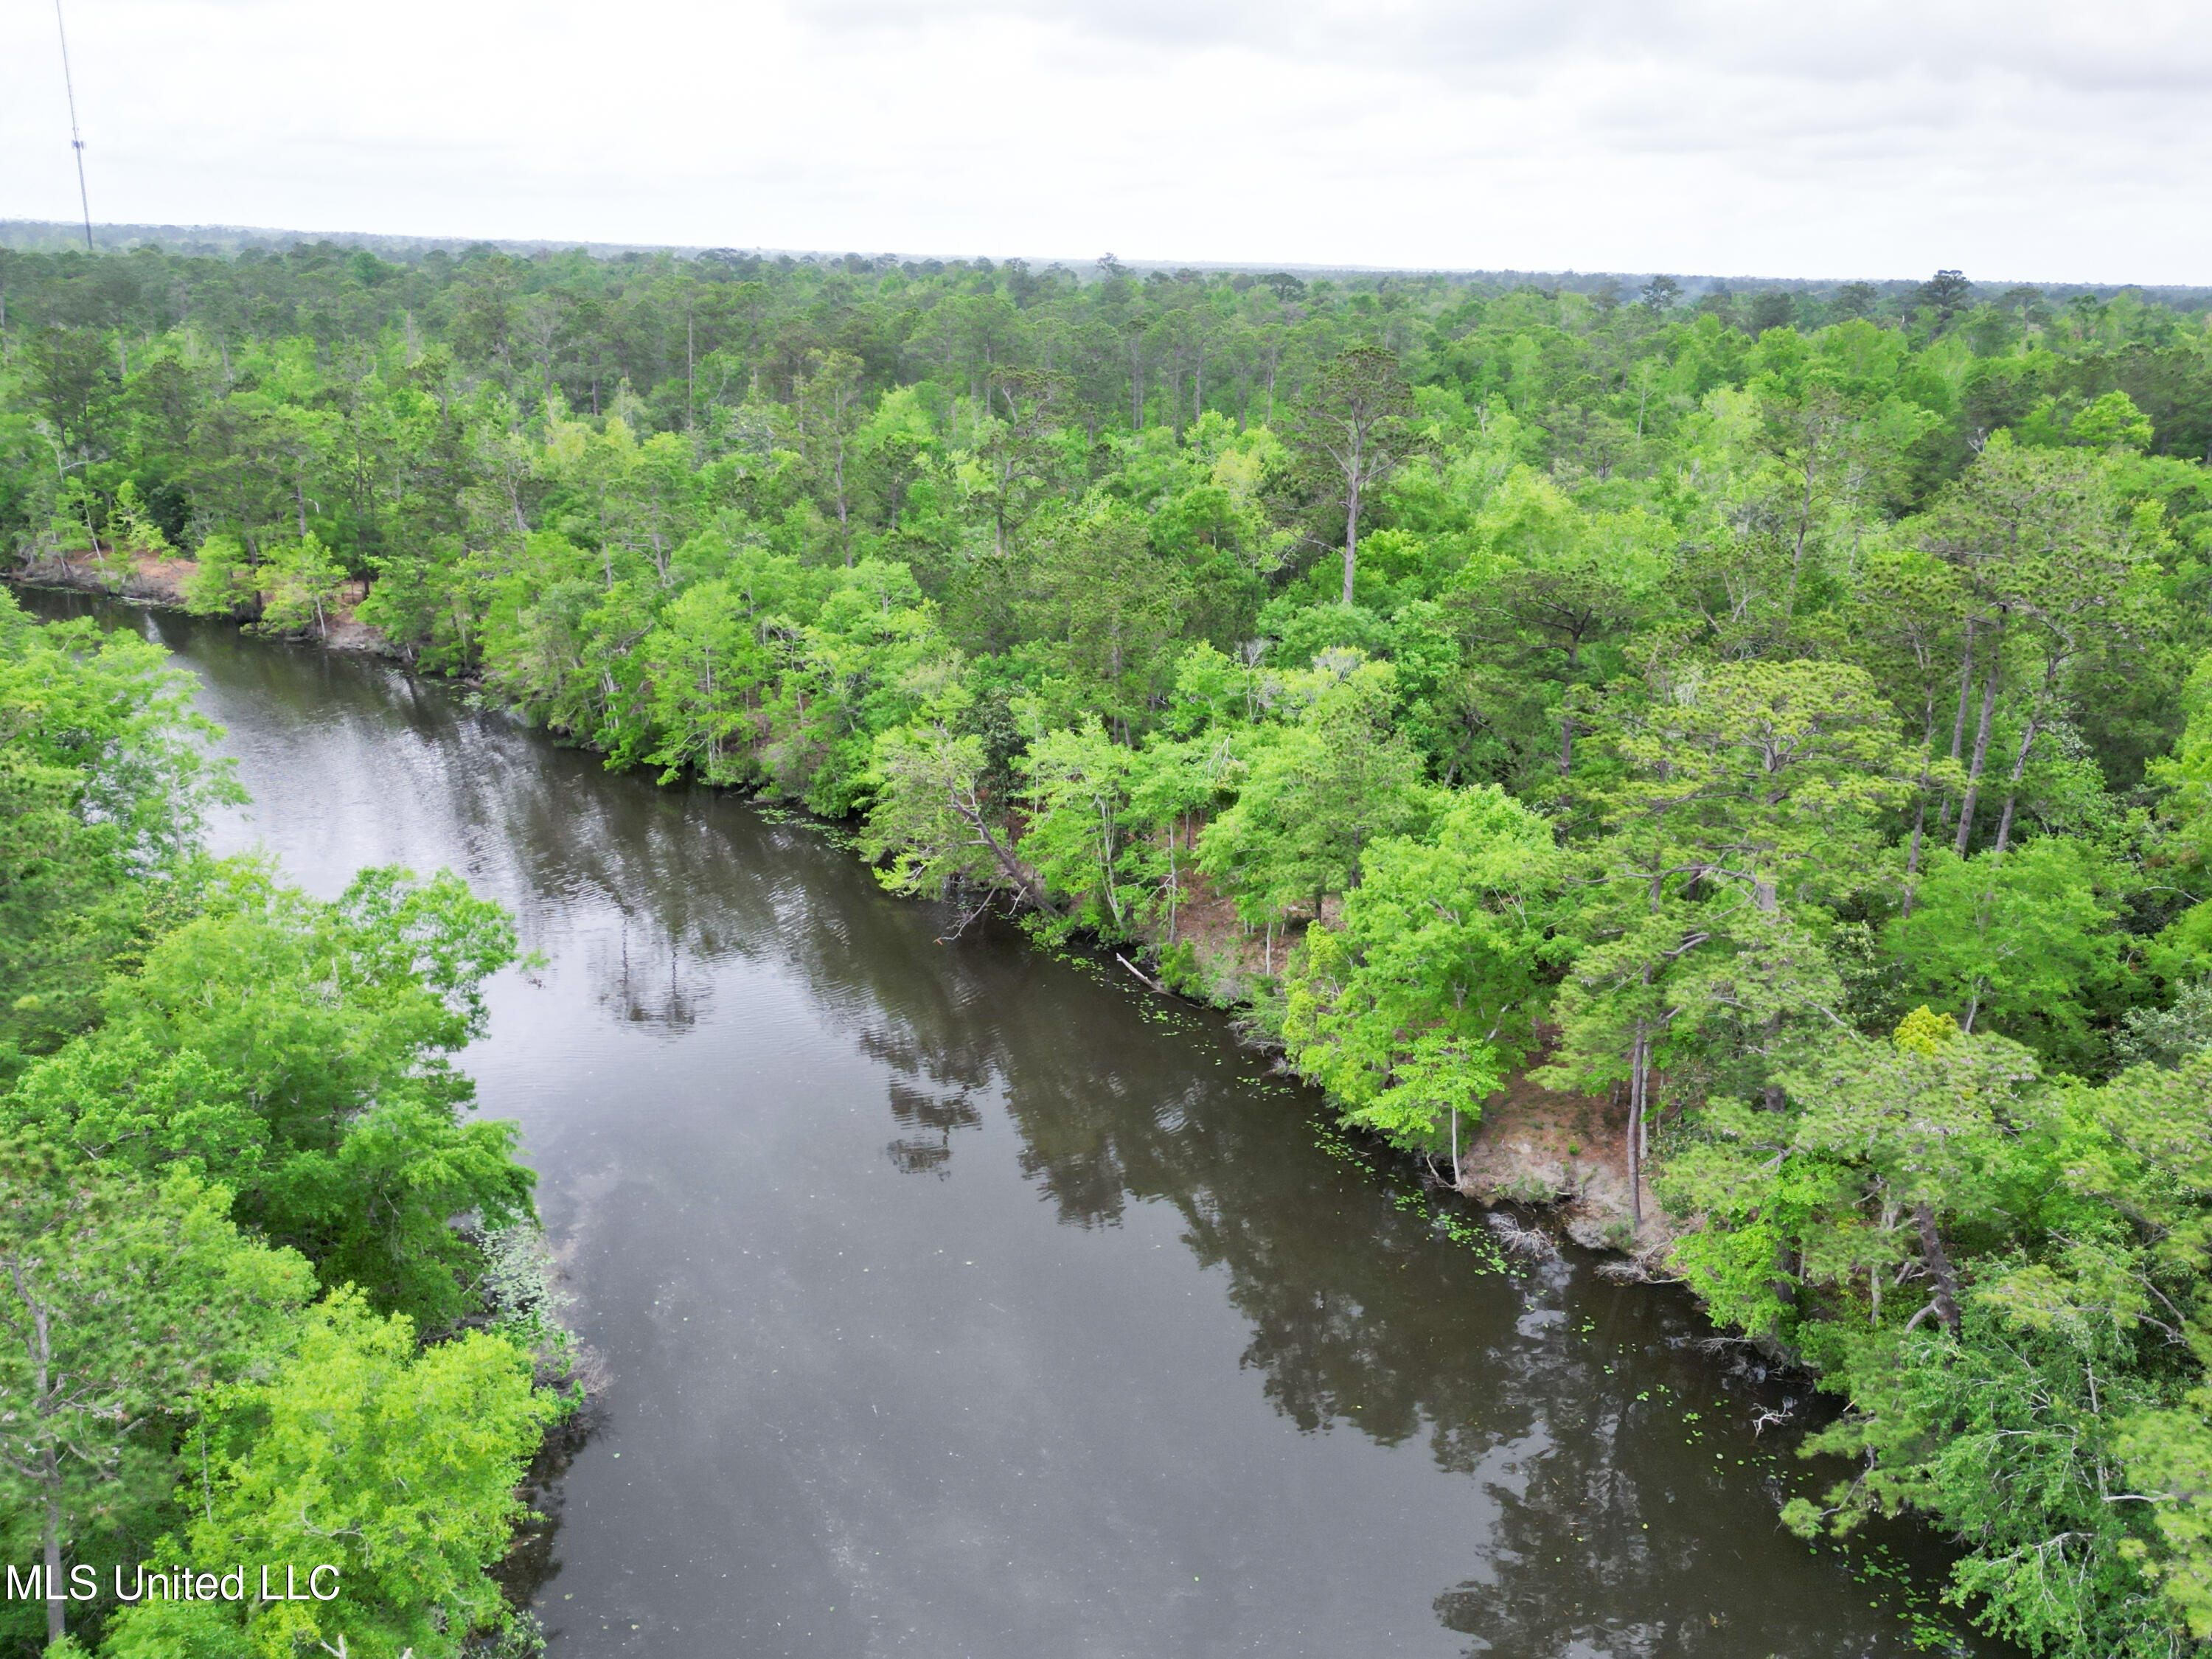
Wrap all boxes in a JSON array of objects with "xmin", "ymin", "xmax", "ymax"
[{"xmin": 32, "ymin": 593, "xmax": 2006, "ymax": 1659}]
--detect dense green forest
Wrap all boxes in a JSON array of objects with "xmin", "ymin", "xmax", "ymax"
[{"xmin": 5, "ymin": 240, "xmax": 2212, "ymax": 1657}]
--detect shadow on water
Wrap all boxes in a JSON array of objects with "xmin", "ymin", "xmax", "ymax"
[{"xmin": 24, "ymin": 588, "xmax": 2011, "ymax": 1659}]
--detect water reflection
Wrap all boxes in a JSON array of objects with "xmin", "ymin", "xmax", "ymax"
[
  {"xmin": 884, "ymin": 1078, "xmax": 983, "ymax": 1177},
  {"xmin": 589, "ymin": 923, "xmax": 711, "ymax": 1030},
  {"xmin": 30, "ymin": 590, "xmax": 2002, "ymax": 1659}
]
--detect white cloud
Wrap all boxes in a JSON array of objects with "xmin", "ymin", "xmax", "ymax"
[{"xmin": 1, "ymin": 0, "xmax": 2205, "ymax": 282}]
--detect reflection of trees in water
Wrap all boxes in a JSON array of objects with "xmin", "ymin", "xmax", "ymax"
[
  {"xmin": 588, "ymin": 922, "xmax": 709, "ymax": 1030},
  {"xmin": 782, "ymin": 934, "xmax": 1971, "ymax": 1656},
  {"xmin": 883, "ymin": 1078, "xmax": 981, "ymax": 1176},
  {"xmin": 1422, "ymin": 1273, "xmax": 1962, "ymax": 1659},
  {"xmin": 207, "ymin": 630, "xmax": 1979, "ymax": 1659},
  {"xmin": 1427, "ymin": 1298, "xmax": 1731, "ymax": 1658}
]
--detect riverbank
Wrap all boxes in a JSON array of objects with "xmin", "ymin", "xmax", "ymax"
[
  {"xmin": 11, "ymin": 546, "xmax": 393, "ymax": 654},
  {"xmin": 1139, "ymin": 869, "xmax": 1663, "ymax": 1255},
  {"xmin": 8, "ymin": 565, "xmax": 1659, "ymax": 1259}
]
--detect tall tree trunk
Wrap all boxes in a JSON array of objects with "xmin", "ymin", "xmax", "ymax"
[
  {"xmin": 1938, "ymin": 621, "xmax": 1976, "ymax": 831},
  {"xmin": 1954, "ymin": 661, "xmax": 2000, "ymax": 856},
  {"xmin": 1913, "ymin": 1200, "xmax": 1961, "ymax": 1332},
  {"xmin": 1787, "ymin": 443, "xmax": 1817, "ymax": 617},
  {"xmin": 834, "ymin": 429, "xmax": 852, "ymax": 567},
  {"xmin": 1902, "ymin": 703, "xmax": 1940, "ymax": 917},
  {"xmin": 1992, "ymin": 720, "xmax": 2037, "ymax": 857},
  {"xmin": 1992, "ymin": 662, "xmax": 2061, "ymax": 857},
  {"xmin": 1342, "ymin": 461, "xmax": 1362, "ymax": 607},
  {"xmin": 1627, "ymin": 1023, "xmax": 1646, "ymax": 1233},
  {"xmin": 44, "ymin": 1465, "xmax": 63, "ymax": 1646},
  {"xmin": 35, "ymin": 1297, "xmax": 63, "ymax": 1646},
  {"xmin": 1164, "ymin": 830, "xmax": 1178, "ymax": 945},
  {"xmin": 1901, "ymin": 796, "xmax": 1930, "ymax": 917},
  {"xmin": 1557, "ymin": 637, "xmax": 1582, "ymax": 779}
]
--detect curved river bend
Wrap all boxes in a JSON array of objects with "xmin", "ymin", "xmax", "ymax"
[{"xmin": 41, "ymin": 595, "xmax": 2004, "ymax": 1659}]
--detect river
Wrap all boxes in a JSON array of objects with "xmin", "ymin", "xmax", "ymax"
[{"xmin": 32, "ymin": 593, "xmax": 2003, "ymax": 1658}]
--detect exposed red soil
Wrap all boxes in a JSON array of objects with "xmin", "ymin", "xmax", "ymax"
[
  {"xmin": 1457, "ymin": 1053, "xmax": 1668, "ymax": 1252},
  {"xmin": 1147, "ymin": 863, "xmax": 1665, "ymax": 1252}
]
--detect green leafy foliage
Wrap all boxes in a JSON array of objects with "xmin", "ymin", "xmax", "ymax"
[
  {"xmin": 102, "ymin": 1292, "xmax": 554, "ymax": 1659},
  {"xmin": 0, "ymin": 595, "xmax": 557, "ymax": 1657},
  {"xmin": 4, "ymin": 861, "xmax": 530, "ymax": 1329},
  {"xmin": 0, "ymin": 1146, "xmax": 315, "ymax": 1656},
  {"xmin": 0, "ymin": 591, "xmax": 237, "ymax": 1068},
  {"xmin": 1197, "ymin": 657, "xmax": 1437, "ymax": 930},
  {"xmin": 13, "ymin": 242, "xmax": 2212, "ymax": 1656},
  {"xmin": 1284, "ymin": 786, "xmax": 1555, "ymax": 1150}
]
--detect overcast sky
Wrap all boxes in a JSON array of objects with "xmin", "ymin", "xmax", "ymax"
[{"xmin": 3, "ymin": 0, "xmax": 2205, "ymax": 283}]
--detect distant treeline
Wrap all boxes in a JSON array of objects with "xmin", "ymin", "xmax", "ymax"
[{"xmin": 9, "ymin": 219, "xmax": 2212, "ymax": 313}]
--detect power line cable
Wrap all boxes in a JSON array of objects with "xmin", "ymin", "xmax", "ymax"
[{"xmin": 53, "ymin": 0, "xmax": 94, "ymax": 252}]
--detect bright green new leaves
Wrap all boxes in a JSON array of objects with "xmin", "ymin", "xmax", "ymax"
[
  {"xmin": 252, "ymin": 535, "xmax": 349, "ymax": 638},
  {"xmin": 1887, "ymin": 840, "xmax": 2124, "ymax": 1055},
  {"xmin": 2065, "ymin": 1052, "xmax": 2212, "ymax": 1285},
  {"xmin": 2115, "ymin": 1393, "xmax": 2212, "ymax": 1644},
  {"xmin": 770, "ymin": 559, "xmax": 940, "ymax": 814},
  {"xmin": 1784, "ymin": 1022, "xmax": 2037, "ymax": 1222},
  {"xmin": 2152, "ymin": 648, "xmax": 2212, "ymax": 872},
  {"xmin": 1018, "ymin": 721, "xmax": 1150, "ymax": 939},
  {"xmin": 0, "ymin": 1147, "xmax": 314, "ymax": 1652},
  {"xmin": 1284, "ymin": 786, "xmax": 1555, "ymax": 1152},
  {"xmin": 1592, "ymin": 657, "xmax": 1921, "ymax": 908},
  {"xmin": 2070, "ymin": 391, "xmax": 2157, "ymax": 453},
  {"xmin": 1792, "ymin": 1304, "xmax": 2177, "ymax": 1659},
  {"xmin": 3, "ymin": 601, "xmax": 552, "ymax": 1657},
  {"xmin": 860, "ymin": 702, "xmax": 1049, "ymax": 911},
  {"xmin": 1754, "ymin": 1045, "xmax": 2212, "ymax": 1656},
  {"xmin": 25, "ymin": 241, "xmax": 2212, "ymax": 1659},
  {"xmin": 1917, "ymin": 436, "xmax": 2162, "ymax": 857},
  {"xmin": 2058, "ymin": 1054, "xmax": 2212, "ymax": 1641},
  {"xmin": 179, "ymin": 534, "xmax": 257, "ymax": 619},
  {"xmin": 1009, "ymin": 723, "xmax": 1228, "ymax": 944},
  {"xmin": 1545, "ymin": 658, "xmax": 1921, "ymax": 1220},
  {"xmin": 181, "ymin": 533, "xmax": 350, "ymax": 639},
  {"xmin": 1553, "ymin": 655, "xmax": 1922, "ymax": 1072},
  {"xmin": 0, "ymin": 591, "xmax": 237, "ymax": 1065},
  {"xmin": 593, "ymin": 549, "xmax": 939, "ymax": 810},
  {"xmin": 1657, "ymin": 1012, "xmax": 2040, "ymax": 1345},
  {"xmin": 637, "ymin": 576, "xmax": 777, "ymax": 785},
  {"xmin": 473, "ymin": 530, "xmax": 612, "ymax": 734},
  {"xmin": 103, "ymin": 1291, "xmax": 555, "ymax": 1659},
  {"xmin": 1197, "ymin": 658, "xmax": 1436, "ymax": 930},
  {"xmin": 3, "ymin": 860, "xmax": 529, "ymax": 1328}
]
